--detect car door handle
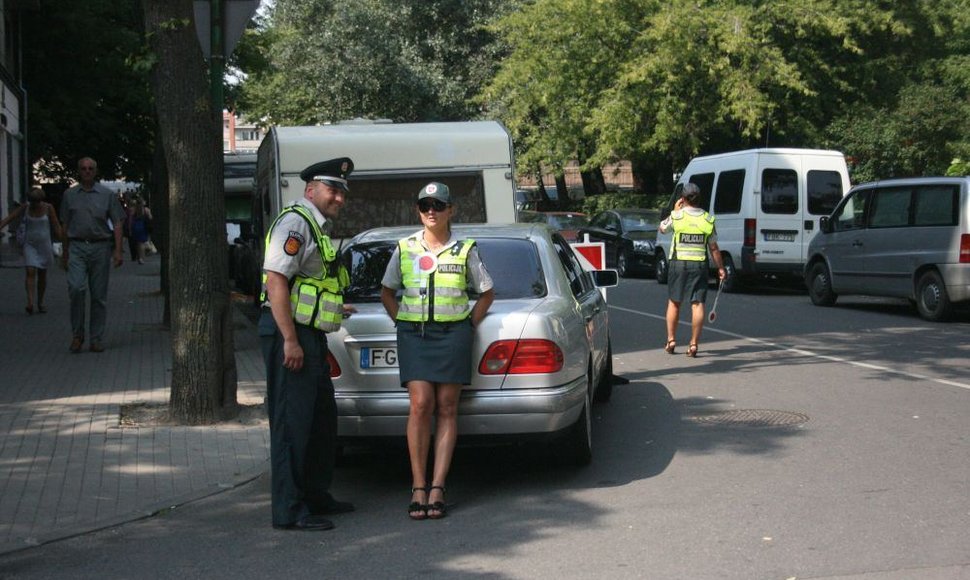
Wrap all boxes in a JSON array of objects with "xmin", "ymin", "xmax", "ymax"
[{"xmin": 852, "ymin": 240, "xmax": 863, "ymax": 247}]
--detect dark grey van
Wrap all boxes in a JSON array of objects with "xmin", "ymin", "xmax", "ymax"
[{"xmin": 805, "ymin": 176, "xmax": 970, "ymax": 321}]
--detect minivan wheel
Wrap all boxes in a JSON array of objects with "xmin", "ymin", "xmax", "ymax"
[
  {"xmin": 915, "ymin": 270, "xmax": 952, "ymax": 322},
  {"xmin": 807, "ymin": 262, "xmax": 838, "ymax": 306},
  {"xmin": 655, "ymin": 251, "xmax": 668, "ymax": 284}
]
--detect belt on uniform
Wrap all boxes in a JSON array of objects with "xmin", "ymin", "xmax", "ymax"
[{"xmin": 69, "ymin": 237, "xmax": 112, "ymax": 243}]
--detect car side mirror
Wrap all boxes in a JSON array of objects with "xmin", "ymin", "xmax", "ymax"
[
  {"xmin": 819, "ymin": 216, "xmax": 832, "ymax": 234},
  {"xmin": 592, "ymin": 269, "xmax": 618, "ymax": 288}
]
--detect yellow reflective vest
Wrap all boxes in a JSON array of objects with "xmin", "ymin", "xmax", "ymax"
[
  {"xmin": 397, "ymin": 236, "xmax": 473, "ymax": 323},
  {"xmin": 260, "ymin": 205, "xmax": 348, "ymax": 332},
  {"xmin": 671, "ymin": 211, "xmax": 715, "ymax": 262}
]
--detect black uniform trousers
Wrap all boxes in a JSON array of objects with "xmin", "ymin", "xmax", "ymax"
[{"xmin": 259, "ymin": 310, "xmax": 339, "ymax": 526}]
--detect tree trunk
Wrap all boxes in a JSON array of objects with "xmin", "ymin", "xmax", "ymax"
[
  {"xmin": 149, "ymin": 123, "xmax": 171, "ymax": 327},
  {"xmin": 143, "ymin": 0, "xmax": 238, "ymax": 424}
]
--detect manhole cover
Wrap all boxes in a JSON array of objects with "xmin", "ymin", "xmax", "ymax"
[{"xmin": 688, "ymin": 409, "xmax": 809, "ymax": 428}]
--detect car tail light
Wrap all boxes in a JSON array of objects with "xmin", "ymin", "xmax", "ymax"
[
  {"xmin": 961, "ymin": 234, "xmax": 970, "ymax": 264},
  {"xmin": 327, "ymin": 351, "xmax": 341, "ymax": 378},
  {"xmin": 479, "ymin": 339, "xmax": 564, "ymax": 375},
  {"xmin": 744, "ymin": 218, "xmax": 756, "ymax": 248}
]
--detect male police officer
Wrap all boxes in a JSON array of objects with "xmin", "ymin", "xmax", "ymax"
[{"xmin": 259, "ymin": 157, "xmax": 356, "ymax": 531}]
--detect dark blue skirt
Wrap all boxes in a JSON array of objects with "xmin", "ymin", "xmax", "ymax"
[
  {"xmin": 396, "ymin": 319, "xmax": 474, "ymax": 386},
  {"xmin": 668, "ymin": 260, "xmax": 709, "ymax": 304}
]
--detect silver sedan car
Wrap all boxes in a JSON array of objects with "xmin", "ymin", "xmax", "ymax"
[{"xmin": 329, "ymin": 223, "xmax": 617, "ymax": 464}]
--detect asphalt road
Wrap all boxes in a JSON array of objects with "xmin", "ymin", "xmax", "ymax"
[{"xmin": 2, "ymin": 276, "xmax": 968, "ymax": 580}]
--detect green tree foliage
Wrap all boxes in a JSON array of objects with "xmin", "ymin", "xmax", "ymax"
[
  {"xmin": 22, "ymin": 0, "xmax": 154, "ymax": 182},
  {"xmin": 236, "ymin": 0, "xmax": 516, "ymax": 125},
  {"xmin": 483, "ymin": 0, "xmax": 969, "ymax": 191}
]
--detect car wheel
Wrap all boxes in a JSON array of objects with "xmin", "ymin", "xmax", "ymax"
[
  {"xmin": 807, "ymin": 261, "xmax": 837, "ymax": 306},
  {"xmin": 655, "ymin": 250, "xmax": 668, "ymax": 284},
  {"xmin": 561, "ymin": 370, "xmax": 593, "ymax": 466},
  {"xmin": 915, "ymin": 270, "xmax": 952, "ymax": 322},
  {"xmin": 617, "ymin": 250, "xmax": 630, "ymax": 278},
  {"xmin": 720, "ymin": 254, "xmax": 743, "ymax": 293},
  {"xmin": 593, "ymin": 340, "xmax": 614, "ymax": 404}
]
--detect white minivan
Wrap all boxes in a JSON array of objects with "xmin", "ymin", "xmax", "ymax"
[
  {"xmin": 805, "ymin": 176, "xmax": 970, "ymax": 322},
  {"xmin": 656, "ymin": 148, "xmax": 851, "ymax": 291}
]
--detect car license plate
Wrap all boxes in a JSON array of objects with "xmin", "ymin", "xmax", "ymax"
[
  {"xmin": 763, "ymin": 231, "xmax": 796, "ymax": 242},
  {"xmin": 360, "ymin": 347, "xmax": 398, "ymax": 369}
]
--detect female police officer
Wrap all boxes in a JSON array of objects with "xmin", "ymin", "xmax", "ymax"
[
  {"xmin": 380, "ymin": 182, "xmax": 494, "ymax": 520},
  {"xmin": 658, "ymin": 182, "xmax": 726, "ymax": 358},
  {"xmin": 259, "ymin": 157, "xmax": 356, "ymax": 531}
]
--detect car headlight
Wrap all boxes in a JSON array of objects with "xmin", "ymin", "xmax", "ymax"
[{"xmin": 633, "ymin": 240, "xmax": 654, "ymax": 252}]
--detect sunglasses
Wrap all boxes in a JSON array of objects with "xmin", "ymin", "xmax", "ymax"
[{"xmin": 417, "ymin": 199, "xmax": 449, "ymax": 213}]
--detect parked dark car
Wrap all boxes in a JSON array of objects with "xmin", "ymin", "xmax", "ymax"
[
  {"xmin": 578, "ymin": 208, "xmax": 661, "ymax": 277},
  {"xmin": 517, "ymin": 210, "xmax": 590, "ymax": 242}
]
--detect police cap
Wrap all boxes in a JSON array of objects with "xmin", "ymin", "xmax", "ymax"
[
  {"xmin": 300, "ymin": 157, "xmax": 354, "ymax": 192},
  {"xmin": 417, "ymin": 182, "xmax": 451, "ymax": 203}
]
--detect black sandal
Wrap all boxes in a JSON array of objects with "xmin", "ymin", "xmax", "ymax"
[
  {"xmin": 408, "ymin": 487, "xmax": 428, "ymax": 520},
  {"xmin": 686, "ymin": 343, "xmax": 698, "ymax": 358},
  {"xmin": 427, "ymin": 485, "xmax": 447, "ymax": 519},
  {"xmin": 664, "ymin": 339, "xmax": 676, "ymax": 354}
]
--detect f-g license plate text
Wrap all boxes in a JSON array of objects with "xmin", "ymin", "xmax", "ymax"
[{"xmin": 360, "ymin": 347, "xmax": 398, "ymax": 369}]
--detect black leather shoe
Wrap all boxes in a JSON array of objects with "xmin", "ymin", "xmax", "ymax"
[
  {"xmin": 273, "ymin": 515, "xmax": 335, "ymax": 531},
  {"xmin": 315, "ymin": 499, "xmax": 355, "ymax": 515}
]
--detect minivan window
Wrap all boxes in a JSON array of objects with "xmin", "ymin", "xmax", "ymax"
[
  {"xmin": 833, "ymin": 190, "xmax": 871, "ymax": 231},
  {"xmin": 807, "ymin": 170, "xmax": 844, "ymax": 215},
  {"xmin": 688, "ymin": 173, "xmax": 715, "ymax": 211},
  {"xmin": 869, "ymin": 187, "xmax": 911, "ymax": 228},
  {"xmin": 762, "ymin": 169, "xmax": 798, "ymax": 214},
  {"xmin": 713, "ymin": 169, "xmax": 745, "ymax": 214},
  {"xmin": 913, "ymin": 185, "xmax": 959, "ymax": 226}
]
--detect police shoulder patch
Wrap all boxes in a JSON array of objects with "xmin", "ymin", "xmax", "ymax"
[{"xmin": 284, "ymin": 231, "xmax": 305, "ymax": 256}]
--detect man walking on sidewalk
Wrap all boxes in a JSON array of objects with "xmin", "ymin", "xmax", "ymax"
[{"xmin": 59, "ymin": 157, "xmax": 125, "ymax": 353}]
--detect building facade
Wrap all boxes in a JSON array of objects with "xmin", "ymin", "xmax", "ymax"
[{"xmin": 0, "ymin": 0, "xmax": 26, "ymax": 223}]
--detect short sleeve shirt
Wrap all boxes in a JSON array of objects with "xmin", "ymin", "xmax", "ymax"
[
  {"xmin": 262, "ymin": 199, "xmax": 330, "ymax": 297},
  {"xmin": 381, "ymin": 230, "xmax": 494, "ymax": 293},
  {"xmin": 60, "ymin": 183, "xmax": 125, "ymax": 239},
  {"xmin": 660, "ymin": 208, "xmax": 718, "ymax": 244}
]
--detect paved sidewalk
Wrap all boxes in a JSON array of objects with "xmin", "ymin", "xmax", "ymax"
[{"xmin": 0, "ymin": 243, "xmax": 269, "ymax": 555}]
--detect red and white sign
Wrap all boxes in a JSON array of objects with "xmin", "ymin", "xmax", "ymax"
[{"xmin": 570, "ymin": 237, "xmax": 606, "ymax": 271}]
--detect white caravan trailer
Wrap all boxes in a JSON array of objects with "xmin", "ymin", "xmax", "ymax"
[
  {"xmin": 656, "ymin": 148, "xmax": 850, "ymax": 291},
  {"xmin": 232, "ymin": 120, "xmax": 517, "ymax": 294}
]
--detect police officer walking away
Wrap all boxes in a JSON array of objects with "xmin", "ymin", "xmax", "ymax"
[
  {"xmin": 259, "ymin": 157, "xmax": 356, "ymax": 531},
  {"xmin": 658, "ymin": 183, "xmax": 726, "ymax": 358}
]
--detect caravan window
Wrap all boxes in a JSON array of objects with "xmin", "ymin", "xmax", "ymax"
[
  {"xmin": 807, "ymin": 170, "xmax": 844, "ymax": 215},
  {"xmin": 713, "ymin": 170, "xmax": 744, "ymax": 214},
  {"xmin": 762, "ymin": 169, "xmax": 798, "ymax": 214}
]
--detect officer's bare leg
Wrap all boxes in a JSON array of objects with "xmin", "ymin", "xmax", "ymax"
[
  {"xmin": 429, "ymin": 383, "xmax": 461, "ymax": 512},
  {"xmin": 407, "ymin": 381, "xmax": 436, "ymax": 507},
  {"xmin": 690, "ymin": 301, "xmax": 705, "ymax": 347},
  {"xmin": 665, "ymin": 299, "xmax": 681, "ymax": 346}
]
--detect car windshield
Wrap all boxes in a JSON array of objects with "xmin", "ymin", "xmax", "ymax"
[
  {"xmin": 621, "ymin": 212, "xmax": 659, "ymax": 232},
  {"xmin": 342, "ymin": 237, "xmax": 547, "ymax": 302},
  {"xmin": 546, "ymin": 214, "xmax": 588, "ymax": 230}
]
